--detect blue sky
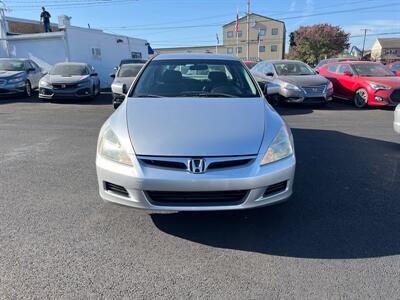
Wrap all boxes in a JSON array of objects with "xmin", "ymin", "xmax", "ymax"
[{"xmin": 4, "ymin": 0, "xmax": 400, "ymax": 51}]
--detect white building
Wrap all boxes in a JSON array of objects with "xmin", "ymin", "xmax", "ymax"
[{"xmin": 0, "ymin": 16, "xmax": 149, "ymax": 87}]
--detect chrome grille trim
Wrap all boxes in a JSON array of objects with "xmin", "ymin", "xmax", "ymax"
[
  {"xmin": 137, "ymin": 155, "xmax": 257, "ymax": 172},
  {"xmin": 302, "ymin": 85, "xmax": 327, "ymax": 96}
]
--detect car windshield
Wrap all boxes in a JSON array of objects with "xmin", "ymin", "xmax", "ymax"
[
  {"xmin": 50, "ymin": 64, "xmax": 88, "ymax": 76},
  {"xmin": 131, "ymin": 59, "xmax": 260, "ymax": 98},
  {"xmin": 0, "ymin": 60, "xmax": 25, "ymax": 71},
  {"xmin": 117, "ymin": 64, "xmax": 143, "ymax": 78},
  {"xmin": 274, "ymin": 62, "xmax": 315, "ymax": 76},
  {"xmin": 352, "ymin": 63, "xmax": 395, "ymax": 77},
  {"xmin": 391, "ymin": 63, "xmax": 400, "ymax": 71}
]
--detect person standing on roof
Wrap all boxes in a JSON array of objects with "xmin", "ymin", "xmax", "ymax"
[{"xmin": 40, "ymin": 7, "xmax": 51, "ymax": 33}]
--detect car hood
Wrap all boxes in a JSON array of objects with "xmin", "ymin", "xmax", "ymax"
[
  {"xmin": 0, "ymin": 70, "xmax": 25, "ymax": 78},
  {"xmin": 279, "ymin": 75, "xmax": 329, "ymax": 87},
  {"xmin": 359, "ymin": 76, "xmax": 400, "ymax": 87},
  {"xmin": 44, "ymin": 74, "xmax": 90, "ymax": 84},
  {"xmin": 126, "ymin": 97, "xmax": 265, "ymax": 156}
]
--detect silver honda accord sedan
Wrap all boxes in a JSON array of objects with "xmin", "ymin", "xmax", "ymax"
[{"xmin": 96, "ymin": 53, "xmax": 296, "ymax": 211}]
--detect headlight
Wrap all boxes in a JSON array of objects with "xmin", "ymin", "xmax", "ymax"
[
  {"xmin": 282, "ymin": 82, "xmax": 301, "ymax": 91},
  {"xmin": 39, "ymin": 80, "xmax": 52, "ymax": 88},
  {"xmin": 327, "ymin": 81, "xmax": 333, "ymax": 91},
  {"xmin": 7, "ymin": 76, "xmax": 25, "ymax": 83},
  {"xmin": 78, "ymin": 80, "xmax": 91, "ymax": 87},
  {"xmin": 368, "ymin": 81, "xmax": 391, "ymax": 90},
  {"xmin": 97, "ymin": 127, "xmax": 133, "ymax": 166},
  {"xmin": 261, "ymin": 125, "xmax": 294, "ymax": 165}
]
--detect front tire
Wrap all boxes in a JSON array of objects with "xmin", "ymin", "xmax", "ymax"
[
  {"xmin": 354, "ymin": 88, "xmax": 368, "ymax": 108},
  {"xmin": 24, "ymin": 81, "xmax": 32, "ymax": 97}
]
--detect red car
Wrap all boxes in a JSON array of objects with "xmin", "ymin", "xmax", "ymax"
[
  {"xmin": 243, "ymin": 60, "xmax": 257, "ymax": 69},
  {"xmin": 318, "ymin": 61, "xmax": 400, "ymax": 108},
  {"xmin": 386, "ymin": 61, "xmax": 400, "ymax": 76}
]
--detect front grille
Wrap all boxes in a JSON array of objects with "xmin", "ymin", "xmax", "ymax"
[
  {"xmin": 104, "ymin": 182, "xmax": 129, "ymax": 197},
  {"xmin": 146, "ymin": 190, "xmax": 248, "ymax": 206},
  {"xmin": 302, "ymin": 85, "xmax": 326, "ymax": 96},
  {"xmin": 0, "ymin": 80, "xmax": 6, "ymax": 85},
  {"xmin": 141, "ymin": 159, "xmax": 187, "ymax": 170},
  {"xmin": 52, "ymin": 83, "xmax": 78, "ymax": 89},
  {"xmin": 263, "ymin": 181, "xmax": 287, "ymax": 197},
  {"xmin": 208, "ymin": 159, "xmax": 252, "ymax": 169},
  {"xmin": 390, "ymin": 89, "xmax": 400, "ymax": 103}
]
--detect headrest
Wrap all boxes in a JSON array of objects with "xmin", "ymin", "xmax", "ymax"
[
  {"xmin": 163, "ymin": 70, "xmax": 182, "ymax": 83},
  {"xmin": 208, "ymin": 72, "xmax": 228, "ymax": 83}
]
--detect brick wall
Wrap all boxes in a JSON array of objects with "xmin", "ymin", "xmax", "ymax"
[{"xmin": 7, "ymin": 20, "xmax": 59, "ymax": 34}]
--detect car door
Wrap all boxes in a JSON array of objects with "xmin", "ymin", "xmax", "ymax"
[{"xmin": 335, "ymin": 64, "xmax": 357, "ymax": 99}]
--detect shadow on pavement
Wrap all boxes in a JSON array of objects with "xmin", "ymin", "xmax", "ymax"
[
  {"xmin": 0, "ymin": 93, "xmax": 112, "ymax": 106},
  {"xmin": 151, "ymin": 128, "xmax": 400, "ymax": 259}
]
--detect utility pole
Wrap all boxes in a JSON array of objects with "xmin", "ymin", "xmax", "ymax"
[
  {"xmin": 360, "ymin": 28, "xmax": 370, "ymax": 59},
  {"xmin": 246, "ymin": 0, "xmax": 250, "ymax": 60},
  {"xmin": 0, "ymin": 1, "xmax": 9, "ymax": 57}
]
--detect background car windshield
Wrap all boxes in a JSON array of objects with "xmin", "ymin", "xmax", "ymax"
[
  {"xmin": 131, "ymin": 59, "xmax": 259, "ymax": 98},
  {"xmin": 391, "ymin": 63, "xmax": 400, "ymax": 71},
  {"xmin": 0, "ymin": 60, "xmax": 25, "ymax": 71},
  {"xmin": 50, "ymin": 64, "xmax": 88, "ymax": 76},
  {"xmin": 117, "ymin": 64, "xmax": 143, "ymax": 78},
  {"xmin": 274, "ymin": 62, "xmax": 315, "ymax": 76},
  {"xmin": 353, "ymin": 64, "xmax": 394, "ymax": 77}
]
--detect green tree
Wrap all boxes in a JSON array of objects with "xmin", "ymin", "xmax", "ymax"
[{"xmin": 288, "ymin": 24, "xmax": 350, "ymax": 65}]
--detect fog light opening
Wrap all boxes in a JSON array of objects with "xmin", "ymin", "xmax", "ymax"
[{"xmin": 374, "ymin": 96, "xmax": 384, "ymax": 102}]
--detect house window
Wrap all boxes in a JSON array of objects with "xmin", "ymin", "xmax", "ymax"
[
  {"xmin": 237, "ymin": 31, "xmax": 242, "ymax": 38},
  {"xmin": 271, "ymin": 45, "xmax": 278, "ymax": 52},
  {"xmin": 131, "ymin": 52, "xmax": 142, "ymax": 59},
  {"xmin": 259, "ymin": 45, "xmax": 266, "ymax": 52},
  {"xmin": 227, "ymin": 47, "xmax": 233, "ymax": 54},
  {"xmin": 237, "ymin": 47, "xmax": 242, "ymax": 54},
  {"xmin": 259, "ymin": 29, "xmax": 266, "ymax": 36},
  {"xmin": 91, "ymin": 47, "xmax": 101, "ymax": 59},
  {"xmin": 227, "ymin": 31, "xmax": 233, "ymax": 38},
  {"xmin": 272, "ymin": 28, "xmax": 279, "ymax": 35}
]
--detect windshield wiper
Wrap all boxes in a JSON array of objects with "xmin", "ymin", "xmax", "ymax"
[
  {"xmin": 180, "ymin": 92, "xmax": 235, "ymax": 98},
  {"xmin": 135, "ymin": 94, "xmax": 164, "ymax": 98}
]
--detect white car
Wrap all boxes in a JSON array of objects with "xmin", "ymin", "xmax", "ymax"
[{"xmin": 395, "ymin": 104, "xmax": 400, "ymax": 133}]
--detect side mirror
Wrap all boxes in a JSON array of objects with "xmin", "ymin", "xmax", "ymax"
[
  {"xmin": 343, "ymin": 70, "xmax": 353, "ymax": 76},
  {"xmin": 263, "ymin": 82, "xmax": 280, "ymax": 97},
  {"xmin": 265, "ymin": 72, "xmax": 274, "ymax": 77},
  {"xmin": 27, "ymin": 67, "xmax": 35, "ymax": 72},
  {"xmin": 113, "ymin": 82, "xmax": 128, "ymax": 95},
  {"xmin": 90, "ymin": 73, "xmax": 98, "ymax": 77},
  {"xmin": 110, "ymin": 73, "xmax": 115, "ymax": 79},
  {"xmin": 315, "ymin": 69, "xmax": 319, "ymax": 74}
]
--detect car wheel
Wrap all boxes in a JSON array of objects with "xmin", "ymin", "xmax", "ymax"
[
  {"xmin": 354, "ymin": 88, "xmax": 368, "ymax": 108},
  {"xmin": 24, "ymin": 81, "xmax": 32, "ymax": 97}
]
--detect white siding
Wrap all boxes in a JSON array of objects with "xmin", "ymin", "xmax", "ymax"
[{"xmin": 65, "ymin": 27, "xmax": 148, "ymax": 86}]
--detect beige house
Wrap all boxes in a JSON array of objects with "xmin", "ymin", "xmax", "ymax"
[
  {"xmin": 371, "ymin": 38, "xmax": 400, "ymax": 63},
  {"xmin": 156, "ymin": 13, "xmax": 285, "ymax": 61}
]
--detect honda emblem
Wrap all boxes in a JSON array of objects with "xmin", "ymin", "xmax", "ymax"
[{"xmin": 188, "ymin": 159, "xmax": 205, "ymax": 174}]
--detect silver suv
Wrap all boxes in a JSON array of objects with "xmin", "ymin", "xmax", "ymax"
[{"xmin": 0, "ymin": 58, "xmax": 44, "ymax": 97}]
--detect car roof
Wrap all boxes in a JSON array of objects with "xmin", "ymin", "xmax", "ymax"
[
  {"xmin": 333, "ymin": 61, "xmax": 379, "ymax": 65},
  {"xmin": 153, "ymin": 53, "xmax": 239, "ymax": 61},
  {"xmin": 54, "ymin": 62, "xmax": 88, "ymax": 66},
  {"xmin": 0, "ymin": 58, "xmax": 28, "ymax": 61},
  {"xmin": 260, "ymin": 59, "xmax": 307, "ymax": 64}
]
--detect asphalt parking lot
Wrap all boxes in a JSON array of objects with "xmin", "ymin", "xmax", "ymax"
[{"xmin": 0, "ymin": 94, "xmax": 399, "ymax": 299}]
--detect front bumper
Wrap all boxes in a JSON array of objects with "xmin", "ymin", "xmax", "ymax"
[
  {"xmin": 280, "ymin": 88, "xmax": 333, "ymax": 104},
  {"xmin": 39, "ymin": 85, "xmax": 92, "ymax": 99},
  {"xmin": 96, "ymin": 154, "xmax": 296, "ymax": 211},
  {"xmin": 367, "ymin": 88, "xmax": 400, "ymax": 106},
  {"xmin": 394, "ymin": 105, "xmax": 400, "ymax": 134}
]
